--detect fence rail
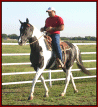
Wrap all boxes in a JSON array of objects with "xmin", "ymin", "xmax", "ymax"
[
  {"xmin": 2, "ymin": 52, "xmax": 96, "ymax": 56},
  {"xmin": 2, "ymin": 75, "xmax": 96, "ymax": 86},
  {"xmin": 2, "ymin": 60, "xmax": 96, "ymax": 66},
  {"xmin": 2, "ymin": 43, "xmax": 96, "ymax": 86},
  {"xmin": 2, "ymin": 68, "xmax": 96, "ymax": 76},
  {"xmin": 2, "ymin": 43, "xmax": 96, "ymax": 45}
]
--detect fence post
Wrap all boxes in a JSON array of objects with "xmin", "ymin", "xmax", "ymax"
[{"xmin": 49, "ymin": 70, "xmax": 52, "ymax": 87}]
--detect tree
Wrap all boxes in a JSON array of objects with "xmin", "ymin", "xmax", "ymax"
[
  {"xmin": 85, "ymin": 36, "xmax": 90, "ymax": 40},
  {"xmin": 2, "ymin": 34, "xmax": 8, "ymax": 39},
  {"xmin": 8, "ymin": 34, "xmax": 18, "ymax": 39},
  {"xmin": 90, "ymin": 37, "xmax": 96, "ymax": 41}
]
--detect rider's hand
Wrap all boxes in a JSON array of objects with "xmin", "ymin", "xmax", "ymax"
[
  {"xmin": 46, "ymin": 26, "xmax": 53, "ymax": 31},
  {"xmin": 40, "ymin": 28, "xmax": 44, "ymax": 32}
]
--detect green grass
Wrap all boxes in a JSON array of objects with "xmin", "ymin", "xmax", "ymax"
[
  {"xmin": 2, "ymin": 45, "xmax": 30, "ymax": 53},
  {"xmin": 2, "ymin": 54, "xmax": 96, "ymax": 63},
  {"xmin": 2, "ymin": 78, "xmax": 96, "ymax": 105},
  {"xmin": 2, "ymin": 41, "xmax": 96, "ymax": 105},
  {"xmin": 78, "ymin": 45, "xmax": 96, "ymax": 52},
  {"xmin": 2, "ymin": 56, "xmax": 30, "ymax": 63},
  {"xmin": 2, "ymin": 44, "xmax": 96, "ymax": 53},
  {"xmin": 2, "ymin": 65, "xmax": 34, "ymax": 73}
]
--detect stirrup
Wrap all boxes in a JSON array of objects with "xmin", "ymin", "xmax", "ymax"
[{"xmin": 58, "ymin": 59, "xmax": 64, "ymax": 68}]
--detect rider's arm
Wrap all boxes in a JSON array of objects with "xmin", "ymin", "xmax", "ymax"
[
  {"xmin": 52, "ymin": 24, "xmax": 64, "ymax": 31},
  {"xmin": 45, "ymin": 25, "xmax": 64, "ymax": 32}
]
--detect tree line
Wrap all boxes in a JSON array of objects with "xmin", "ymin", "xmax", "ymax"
[
  {"xmin": 2, "ymin": 34, "xmax": 19, "ymax": 39},
  {"xmin": 2, "ymin": 34, "xmax": 96, "ymax": 41},
  {"xmin": 60, "ymin": 36, "xmax": 96, "ymax": 41}
]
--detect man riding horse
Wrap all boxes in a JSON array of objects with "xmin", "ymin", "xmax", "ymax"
[
  {"xmin": 18, "ymin": 17, "xmax": 91, "ymax": 100},
  {"xmin": 40, "ymin": 7, "xmax": 64, "ymax": 68}
]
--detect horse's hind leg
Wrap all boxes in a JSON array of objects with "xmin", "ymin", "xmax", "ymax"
[
  {"xmin": 61, "ymin": 66, "xmax": 72, "ymax": 96},
  {"xmin": 70, "ymin": 72, "xmax": 78, "ymax": 93},
  {"xmin": 40, "ymin": 75, "xmax": 49, "ymax": 97}
]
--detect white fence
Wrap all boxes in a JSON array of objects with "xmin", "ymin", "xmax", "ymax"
[
  {"xmin": 2, "ymin": 43, "xmax": 96, "ymax": 86},
  {"xmin": 2, "ymin": 43, "xmax": 96, "ymax": 45}
]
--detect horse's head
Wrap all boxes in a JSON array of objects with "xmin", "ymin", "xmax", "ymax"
[{"xmin": 18, "ymin": 18, "xmax": 34, "ymax": 45}]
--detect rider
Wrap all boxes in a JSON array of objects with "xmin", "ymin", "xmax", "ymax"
[{"xmin": 40, "ymin": 7, "xmax": 64, "ymax": 67}]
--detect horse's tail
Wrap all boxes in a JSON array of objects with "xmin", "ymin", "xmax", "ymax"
[{"xmin": 74, "ymin": 44, "xmax": 91, "ymax": 75}]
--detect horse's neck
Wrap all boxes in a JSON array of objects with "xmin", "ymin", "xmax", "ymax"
[
  {"xmin": 32, "ymin": 26, "xmax": 42, "ymax": 39},
  {"xmin": 32, "ymin": 26, "xmax": 47, "ymax": 51}
]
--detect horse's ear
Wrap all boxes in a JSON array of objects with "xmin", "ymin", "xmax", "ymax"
[
  {"xmin": 19, "ymin": 20, "xmax": 22, "ymax": 24},
  {"xmin": 26, "ymin": 18, "xmax": 29, "ymax": 23}
]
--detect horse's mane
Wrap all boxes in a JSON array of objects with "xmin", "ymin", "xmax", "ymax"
[{"xmin": 32, "ymin": 25, "xmax": 42, "ymax": 39}]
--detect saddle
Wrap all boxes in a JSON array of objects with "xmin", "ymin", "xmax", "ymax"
[
  {"xmin": 44, "ymin": 35, "xmax": 70, "ymax": 51},
  {"xmin": 44, "ymin": 35, "xmax": 70, "ymax": 69}
]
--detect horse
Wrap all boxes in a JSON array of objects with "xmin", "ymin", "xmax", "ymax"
[{"xmin": 18, "ymin": 18, "xmax": 91, "ymax": 100}]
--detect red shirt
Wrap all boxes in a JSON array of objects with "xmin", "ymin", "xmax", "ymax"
[{"xmin": 45, "ymin": 15, "xmax": 64, "ymax": 34}]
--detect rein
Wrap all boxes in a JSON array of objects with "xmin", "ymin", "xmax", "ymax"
[
  {"xmin": 29, "ymin": 35, "xmax": 43, "ymax": 45},
  {"xmin": 29, "ymin": 32, "xmax": 46, "ymax": 45}
]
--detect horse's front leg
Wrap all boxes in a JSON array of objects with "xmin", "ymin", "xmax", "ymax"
[{"xmin": 28, "ymin": 68, "xmax": 43, "ymax": 100}]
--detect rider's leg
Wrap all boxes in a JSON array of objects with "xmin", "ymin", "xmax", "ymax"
[{"xmin": 50, "ymin": 34, "xmax": 64, "ymax": 67}]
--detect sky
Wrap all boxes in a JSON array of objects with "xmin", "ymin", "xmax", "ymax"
[{"xmin": 2, "ymin": 2, "xmax": 96, "ymax": 37}]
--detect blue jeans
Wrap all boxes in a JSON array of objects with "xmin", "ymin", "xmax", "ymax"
[{"xmin": 50, "ymin": 34, "xmax": 62, "ymax": 61}]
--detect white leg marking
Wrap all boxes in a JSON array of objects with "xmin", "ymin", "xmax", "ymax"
[
  {"xmin": 61, "ymin": 66, "xmax": 73, "ymax": 96},
  {"xmin": 40, "ymin": 75, "xmax": 49, "ymax": 97},
  {"xmin": 28, "ymin": 68, "xmax": 43, "ymax": 100},
  {"xmin": 70, "ymin": 72, "xmax": 78, "ymax": 93}
]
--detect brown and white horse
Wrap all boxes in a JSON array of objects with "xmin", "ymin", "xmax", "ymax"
[{"xmin": 18, "ymin": 18, "xmax": 91, "ymax": 100}]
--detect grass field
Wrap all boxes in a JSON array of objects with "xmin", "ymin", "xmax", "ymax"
[
  {"xmin": 2, "ymin": 40, "xmax": 96, "ymax": 105},
  {"xmin": 2, "ymin": 78, "xmax": 96, "ymax": 105}
]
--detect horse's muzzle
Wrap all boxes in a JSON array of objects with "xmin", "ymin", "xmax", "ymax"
[{"xmin": 18, "ymin": 36, "xmax": 23, "ymax": 46}]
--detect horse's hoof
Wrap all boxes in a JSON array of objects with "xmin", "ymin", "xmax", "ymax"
[
  {"xmin": 44, "ymin": 94, "xmax": 49, "ymax": 97},
  {"xmin": 28, "ymin": 96, "xmax": 34, "ymax": 100},
  {"xmin": 74, "ymin": 89, "xmax": 78, "ymax": 93},
  {"xmin": 61, "ymin": 93, "xmax": 65, "ymax": 96},
  {"xmin": 44, "ymin": 91, "xmax": 49, "ymax": 97},
  {"xmin": 46, "ymin": 94, "xmax": 49, "ymax": 97}
]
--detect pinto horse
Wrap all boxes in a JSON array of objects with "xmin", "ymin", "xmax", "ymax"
[{"xmin": 18, "ymin": 18, "xmax": 91, "ymax": 100}]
